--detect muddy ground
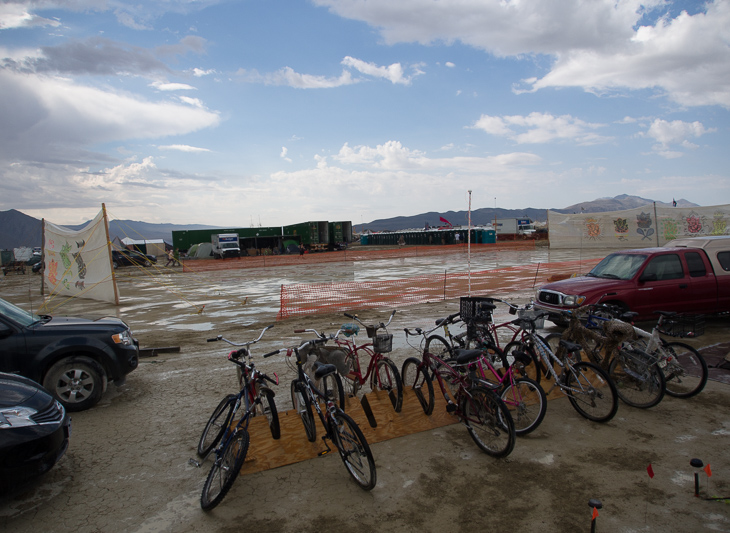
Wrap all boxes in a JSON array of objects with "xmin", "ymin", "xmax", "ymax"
[{"xmin": 1, "ymin": 252, "xmax": 729, "ymax": 533}]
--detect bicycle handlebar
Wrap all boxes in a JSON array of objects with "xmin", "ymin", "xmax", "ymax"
[
  {"xmin": 206, "ymin": 324, "xmax": 275, "ymax": 347},
  {"xmin": 343, "ymin": 310, "xmax": 396, "ymax": 331}
]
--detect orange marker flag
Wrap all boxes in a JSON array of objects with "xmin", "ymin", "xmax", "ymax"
[
  {"xmin": 592, "ymin": 507, "xmax": 599, "ymax": 520},
  {"xmin": 704, "ymin": 464, "xmax": 712, "ymax": 477},
  {"xmin": 647, "ymin": 464, "xmax": 655, "ymax": 479}
]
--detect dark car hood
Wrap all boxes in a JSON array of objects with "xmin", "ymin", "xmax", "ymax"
[
  {"xmin": 39, "ymin": 316, "xmax": 128, "ymax": 330},
  {"xmin": 539, "ymin": 275, "xmax": 630, "ymax": 295},
  {"xmin": 0, "ymin": 373, "xmax": 47, "ymax": 408}
]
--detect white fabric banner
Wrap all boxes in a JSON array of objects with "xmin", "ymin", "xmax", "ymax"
[
  {"xmin": 548, "ymin": 203, "xmax": 730, "ymax": 249},
  {"xmin": 42, "ymin": 209, "xmax": 118, "ymax": 305}
]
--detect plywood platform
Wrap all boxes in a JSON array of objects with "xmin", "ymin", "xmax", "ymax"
[{"xmin": 239, "ymin": 389, "xmax": 458, "ymax": 476}]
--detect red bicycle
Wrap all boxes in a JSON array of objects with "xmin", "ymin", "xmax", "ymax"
[{"xmin": 333, "ymin": 310, "xmax": 403, "ymax": 412}]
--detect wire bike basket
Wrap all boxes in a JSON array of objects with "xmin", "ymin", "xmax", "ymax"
[
  {"xmin": 517, "ymin": 308, "xmax": 546, "ymax": 329},
  {"xmin": 460, "ymin": 297, "xmax": 495, "ymax": 323},
  {"xmin": 659, "ymin": 315, "xmax": 705, "ymax": 338}
]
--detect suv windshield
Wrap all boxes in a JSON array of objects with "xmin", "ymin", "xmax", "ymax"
[
  {"xmin": 0, "ymin": 297, "xmax": 41, "ymax": 327},
  {"xmin": 588, "ymin": 253, "xmax": 647, "ymax": 280}
]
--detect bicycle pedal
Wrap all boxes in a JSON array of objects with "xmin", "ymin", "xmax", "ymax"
[{"xmin": 446, "ymin": 401, "xmax": 457, "ymax": 413}]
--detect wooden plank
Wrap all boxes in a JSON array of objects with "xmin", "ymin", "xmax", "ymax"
[{"xmin": 238, "ymin": 388, "xmax": 460, "ymax": 476}]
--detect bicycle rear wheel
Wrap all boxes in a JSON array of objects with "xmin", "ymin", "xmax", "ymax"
[
  {"xmin": 564, "ymin": 361, "xmax": 618, "ymax": 423},
  {"xmin": 200, "ymin": 428, "xmax": 250, "ymax": 511},
  {"xmin": 500, "ymin": 377, "xmax": 547, "ymax": 436},
  {"xmin": 291, "ymin": 380, "xmax": 316, "ymax": 442},
  {"xmin": 609, "ymin": 348, "xmax": 665, "ymax": 409},
  {"xmin": 370, "ymin": 357, "xmax": 403, "ymax": 412},
  {"xmin": 330, "ymin": 411, "xmax": 377, "ymax": 490},
  {"xmin": 660, "ymin": 341, "xmax": 708, "ymax": 398},
  {"xmin": 256, "ymin": 388, "xmax": 281, "ymax": 439},
  {"xmin": 461, "ymin": 386, "xmax": 516, "ymax": 458},
  {"xmin": 401, "ymin": 357, "xmax": 434, "ymax": 415},
  {"xmin": 197, "ymin": 394, "xmax": 236, "ymax": 458}
]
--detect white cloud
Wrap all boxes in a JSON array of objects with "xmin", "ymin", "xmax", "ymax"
[
  {"xmin": 280, "ymin": 146, "xmax": 292, "ymax": 162},
  {"xmin": 192, "ymin": 68, "xmax": 216, "ymax": 77},
  {"xmin": 316, "ymin": 0, "xmax": 730, "ymax": 108},
  {"xmin": 151, "ymin": 81, "xmax": 197, "ymax": 91},
  {"xmin": 237, "ymin": 66, "xmax": 357, "ymax": 88},
  {"xmin": 0, "ymin": 3, "xmax": 60, "ymax": 30},
  {"xmin": 158, "ymin": 145, "xmax": 210, "ymax": 153},
  {"xmin": 645, "ymin": 119, "xmax": 714, "ymax": 146},
  {"xmin": 341, "ymin": 56, "xmax": 420, "ymax": 85},
  {"xmin": 470, "ymin": 112, "xmax": 610, "ymax": 145}
]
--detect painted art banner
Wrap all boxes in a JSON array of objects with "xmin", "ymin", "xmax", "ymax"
[
  {"xmin": 547, "ymin": 203, "xmax": 730, "ymax": 249},
  {"xmin": 41, "ymin": 208, "xmax": 118, "ymax": 306}
]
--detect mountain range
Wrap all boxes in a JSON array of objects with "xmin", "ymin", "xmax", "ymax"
[{"xmin": 0, "ymin": 195, "xmax": 698, "ymax": 250}]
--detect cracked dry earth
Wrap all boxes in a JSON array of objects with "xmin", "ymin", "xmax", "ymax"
[{"xmin": 1, "ymin": 266, "xmax": 730, "ymax": 533}]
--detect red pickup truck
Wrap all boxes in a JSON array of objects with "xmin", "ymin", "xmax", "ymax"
[{"xmin": 534, "ymin": 236, "xmax": 730, "ymax": 323}]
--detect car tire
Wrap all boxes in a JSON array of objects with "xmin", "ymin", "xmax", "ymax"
[{"xmin": 43, "ymin": 356, "xmax": 107, "ymax": 412}]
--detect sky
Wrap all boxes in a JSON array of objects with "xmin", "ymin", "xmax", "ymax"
[{"xmin": 1, "ymin": 0, "xmax": 728, "ymax": 228}]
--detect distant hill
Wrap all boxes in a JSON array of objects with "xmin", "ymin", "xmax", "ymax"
[
  {"xmin": 0, "ymin": 195, "xmax": 700, "ymax": 249},
  {"xmin": 361, "ymin": 195, "xmax": 698, "ymax": 232}
]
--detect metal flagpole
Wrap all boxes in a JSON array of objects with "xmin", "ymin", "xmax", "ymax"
[{"xmin": 468, "ymin": 190, "xmax": 472, "ymax": 296}]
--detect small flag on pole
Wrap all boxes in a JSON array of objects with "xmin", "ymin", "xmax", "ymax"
[
  {"xmin": 592, "ymin": 507, "xmax": 599, "ymax": 520},
  {"xmin": 647, "ymin": 464, "xmax": 655, "ymax": 478},
  {"xmin": 705, "ymin": 464, "xmax": 712, "ymax": 477}
]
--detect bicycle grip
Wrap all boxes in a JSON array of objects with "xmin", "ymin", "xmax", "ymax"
[
  {"xmin": 262, "ymin": 349, "xmax": 280, "ymax": 358},
  {"xmin": 206, "ymin": 338, "xmax": 218, "ymax": 342},
  {"xmin": 293, "ymin": 329, "xmax": 305, "ymax": 333},
  {"xmin": 344, "ymin": 312, "xmax": 355, "ymax": 319}
]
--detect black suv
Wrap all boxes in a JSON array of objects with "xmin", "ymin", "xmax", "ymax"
[
  {"xmin": 111, "ymin": 249, "xmax": 157, "ymax": 269},
  {"xmin": 0, "ymin": 297, "xmax": 139, "ymax": 411}
]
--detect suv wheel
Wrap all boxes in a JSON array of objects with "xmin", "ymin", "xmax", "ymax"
[{"xmin": 43, "ymin": 356, "xmax": 107, "ymax": 412}]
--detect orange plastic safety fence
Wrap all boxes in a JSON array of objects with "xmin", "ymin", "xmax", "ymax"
[
  {"xmin": 277, "ymin": 258, "xmax": 601, "ymax": 320},
  {"xmin": 181, "ymin": 242, "xmax": 536, "ymax": 273}
]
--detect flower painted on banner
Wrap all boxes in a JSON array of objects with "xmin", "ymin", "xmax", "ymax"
[
  {"xmin": 613, "ymin": 218, "xmax": 629, "ymax": 233},
  {"xmin": 636, "ymin": 212, "xmax": 655, "ymax": 240},
  {"xmin": 662, "ymin": 218, "xmax": 679, "ymax": 241},
  {"xmin": 585, "ymin": 218, "xmax": 601, "ymax": 239},
  {"xmin": 637, "ymin": 212, "xmax": 653, "ymax": 229},
  {"xmin": 48, "ymin": 260, "xmax": 59, "ymax": 285},
  {"xmin": 711, "ymin": 213, "xmax": 726, "ymax": 235},
  {"xmin": 686, "ymin": 213, "xmax": 703, "ymax": 234}
]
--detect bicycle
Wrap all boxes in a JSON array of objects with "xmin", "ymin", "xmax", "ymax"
[
  {"xmin": 427, "ymin": 298, "xmax": 543, "ymax": 383},
  {"xmin": 424, "ymin": 312, "xmax": 547, "ymax": 435},
  {"xmin": 265, "ymin": 335, "xmax": 377, "ymax": 490},
  {"xmin": 401, "ymin": 326, "xmax": 516, "ymax": 457},
  {"xmin": 197, "ymin": 325, "xmax": 280, "ymax": 510},
  {"xmin": 504, "ymin": 313, "xmax": 619, "ymax": 422},
  {"xmin": 571, "ymin": 306, "xmax": 708, "ymax": 399},
  {"xmin": 543, "ymin": 307, "xmax": 667, "ymax": 409},
  {"xmin": 332, "ymin": 310, "xmax": 404, "ymax": 412}
]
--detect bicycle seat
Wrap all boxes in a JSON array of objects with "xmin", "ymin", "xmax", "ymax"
[
  {"xmin": 454, "ymin": 349, "xmax": 483, "ymax": 365},
  {"xmin": 558, "ymin": 339, "xmax": 583, "ymax": 353},
  {"xmin": 313, "ymin": 361, "xmax": 338, "ymax": 379}
]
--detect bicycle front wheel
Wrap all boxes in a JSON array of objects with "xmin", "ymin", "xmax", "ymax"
[
  {"xmin": 609, "ymin": 348, "xmax": 665, "ymax": 409},
  {"xmin": 564, "ymin": 361, "xmax": 618, "ymax": 423},
  {"xmin": 500, "ymin": 377, "xmax": 547, "ymax": 436},
  {"xmin": 370, "ymin": 357, "xmax": 403, "ymax": 412},
  {"xmin": 197, "ymin": 394, "xmax": 236, "ymax": 458},
  {"xmin": 321, "ymin": 372, "xmax": 346, "ymax": 411},
  {"xmin": 257, "ymin": 388, "xmax": 281, "ymax": 439},
  {"xmin": 200, "ymin": 428, "xmax": 250, "ymax": 511},
  {"xmin": 291, "ymin": 380, "xmax": 316, "ymax": 442},
  {"xmin": 330, "ymin": 411, "xmax": 377, "ymax": 490},
  {"xmin": 401, "ymin": 357, "xmax": 434, "ymax": 415},
  {"xmin": 660, "ymin": 341, "xmax": 708, "ymax": 398},
  {"xmin": 461, "ymin": 386, "xmax": 516, "ymax": 458}
]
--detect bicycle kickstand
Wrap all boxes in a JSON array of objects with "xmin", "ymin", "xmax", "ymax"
[{"xmin": 318, "ymin": 435, "xmax": 333, "ymax": 457}]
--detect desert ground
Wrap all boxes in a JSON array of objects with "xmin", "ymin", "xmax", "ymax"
[{"xmin": 1, "ymin": 247, "xmax": 729, "ymax": 533}]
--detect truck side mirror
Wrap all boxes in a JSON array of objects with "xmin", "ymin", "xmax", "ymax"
[
  {"xmin": 639, "ymin": 272, "xmax": 657, "ymax": 282},
  {"xmin": 0, "ymin": 322, "xmax": 14, "ymax": 339}
]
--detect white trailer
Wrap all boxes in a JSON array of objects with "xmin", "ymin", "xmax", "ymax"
[{"xmin": 211, "ymin": 233, "xmax": 240, "ymax": 259}]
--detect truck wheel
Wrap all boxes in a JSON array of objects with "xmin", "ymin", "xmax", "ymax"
[{"xmin": 43, "ymin": 356, "xmax": 107, "ymax": 412}]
